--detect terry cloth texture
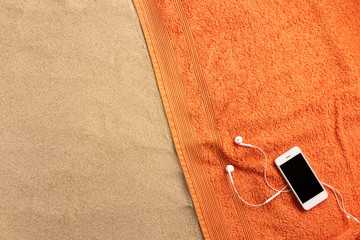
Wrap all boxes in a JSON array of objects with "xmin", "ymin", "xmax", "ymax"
[
  {"xmin": 133, "ymin": 0, "xmax": 360, "ymax": 239},
  {"xmin": 0, "ymin": 0, "xmax": 203, "ymax": 239}
]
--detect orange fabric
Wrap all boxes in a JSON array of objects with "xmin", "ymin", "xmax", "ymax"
[{"xmin": 133, "ymin": 0, "xmax": 360, "ymax": 239}]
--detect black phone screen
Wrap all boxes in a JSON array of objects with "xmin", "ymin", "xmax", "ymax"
[{"xmin": 280, "ymin": 153, "xmax": 323, "ymax": 203}]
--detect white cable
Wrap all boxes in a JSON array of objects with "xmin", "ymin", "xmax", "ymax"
[
  {"xmin": 228, "ymin": 170, "xmax": 286, "ymax": 207},
  {"xmin": 227, "ymin": 139, "xmax": 290, "ymax": 206},
  {"xmin": 321, "ymin": 182, "xmax": 360, "ymax": 224},
  {"xmin": 247, "ymin": 144, "xmax": 291, "ymax": 193}
]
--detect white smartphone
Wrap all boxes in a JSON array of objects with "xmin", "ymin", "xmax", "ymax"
[{"xmin": 275, "ymin": 146, "xmax": 328, "ymax": 210}]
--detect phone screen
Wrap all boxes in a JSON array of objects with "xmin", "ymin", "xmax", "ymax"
[{"xmin": 280, "ymin": 153, "xmax": 323, "ymax": 203}]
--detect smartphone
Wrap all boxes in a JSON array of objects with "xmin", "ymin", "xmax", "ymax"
[{"xmin": 275, "ymin": 146, "xmax": 328, "ymax": 210}]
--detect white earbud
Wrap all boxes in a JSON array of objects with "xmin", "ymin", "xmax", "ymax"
[
  {"xmin": 234, "ymin": 136, "xmax": 243, "ymax": 144},
  {"xmin": 226, "ymin": 165, "xmax": 234, "ymax": 173},
  {"xmin": 234, "ymin": 136, "xmax": 253, "ymax": 147}
]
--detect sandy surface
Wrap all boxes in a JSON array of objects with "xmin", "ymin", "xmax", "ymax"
[{"xmin": 0, "ymin": 0, "xmax": 202, "ymax": 239}]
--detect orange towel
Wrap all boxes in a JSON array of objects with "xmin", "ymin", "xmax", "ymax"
[{"xmin": 133, "ymin": 0, "xmax": 360, "ymax": 239}]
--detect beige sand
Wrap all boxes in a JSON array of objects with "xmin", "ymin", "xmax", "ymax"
[{"xmin": 0, "ymin": 0, "xmax": 202, "ymax": 239}]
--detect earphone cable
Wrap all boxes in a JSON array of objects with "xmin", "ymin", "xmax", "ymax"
[
  {"xmin": 249, "ymin": 145, "xmax": 291, "ymax": 193},
  {"xmin": 228, "ymin": 171, "xmax": 268, "ymax": 206},
  {"xmin": 321, "ymin": 182, "xmax": 360, "ymax": 224}
]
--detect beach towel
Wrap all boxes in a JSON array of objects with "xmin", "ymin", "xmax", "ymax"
[{"xmin": 133, "ymin": 0, "xmax": 360, "ymax": 238}]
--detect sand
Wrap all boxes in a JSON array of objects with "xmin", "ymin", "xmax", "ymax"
[{"xmin": 0, "ymin": 0, "xmax": 202, "ymax": 239}]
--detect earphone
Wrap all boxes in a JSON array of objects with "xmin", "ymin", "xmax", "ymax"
[
  {"xmin": 234, "ymin": 136, "xmax": 253, "ymax": 147},
  {"xmin": 227, "ymin": 136, "xmax": 360, "ymax": 224},
  {"xmin": 226, "ymin": 136, "xmax": 289, "ymax": 207}
]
